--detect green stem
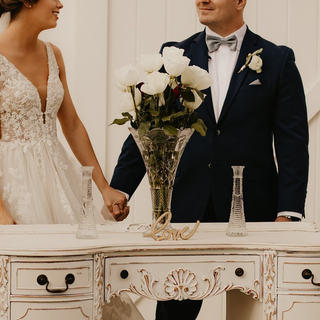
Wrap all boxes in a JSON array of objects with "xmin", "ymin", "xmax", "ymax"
[{"xmin": 130, "ymin": 85, "xmax": 140, "ymax": 127}]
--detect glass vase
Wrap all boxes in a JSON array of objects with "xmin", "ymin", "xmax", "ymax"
[
  {"xmin": 129, "ymin": 128, "xmax": 194, "ymax": 227},
  {"xmin": 76, "ymin": 166, "xmax": 98, "ymax": 239},
  {"xmin": 226, "ymin": 166, "xmax": 248, "ymax": 237}
]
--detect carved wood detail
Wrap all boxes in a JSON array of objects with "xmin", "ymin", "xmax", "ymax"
[
  {"xmin": 264, "ymin": 250, "xmax": 277, "ymax": 320},
  {"xmin": 94, "ymin": 253, "xmax": 104, "ymax": 320},
  {"xmin": 106, "ymin": 266, "xmax": 260, "ymax": 302},
  {"xmin": 0, "ymin": 256, "xmax": 9, "ymax": 320}
]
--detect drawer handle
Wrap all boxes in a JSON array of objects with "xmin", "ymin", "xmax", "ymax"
[
  {"xmin": 37, "ymin": 273, "xmax": 75, "ymax": 293},
  {"xmin": 235, "ymin": 268, "xmax": 244, "ymax": 277},
  {"xmin": 301, "ymin": 269, "xmax": 320, "ymax": 286},
  {"xmin": 120, "ymin": 270, "xmax": 129, "ymax": 279}
]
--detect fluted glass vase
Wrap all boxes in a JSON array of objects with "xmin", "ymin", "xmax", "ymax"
[
  {"xmin": 76, "ymin": 166, "xmax": 98, "ymax": 239},
  {"xmin": 130, "ymin": 128, "xmax": 194, "ymax": 227},
  {"xmin": 226, "ymin": 166, "xmax": 248, "ymax": 237}
]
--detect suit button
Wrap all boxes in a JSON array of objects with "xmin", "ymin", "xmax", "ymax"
[
  {"xmin": 214, "ymin": 129, "xmax": 221, "ymax": 136},
  {"xmin": 208, "ymin": 163, "xmax": 212, "ymax": 169}
]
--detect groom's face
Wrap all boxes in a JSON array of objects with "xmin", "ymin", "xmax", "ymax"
[{"xmin": 195, "ymin": 0, "xmax": 246, "ymax": 33}]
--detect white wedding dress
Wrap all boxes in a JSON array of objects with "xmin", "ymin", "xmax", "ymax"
[
  {"xmin": 0, "ymin": 41, "xmax": 145, "ymax": 319},
  {"xmin": 0, "ymin": 42, "xmax": 101, "ymax": 224}
]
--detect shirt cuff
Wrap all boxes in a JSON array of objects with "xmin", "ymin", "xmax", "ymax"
[
  {"xmin": 116, "ymin": 190, "xmax": 129, "ymax": 201},
  {"xmin": 277, "ymin": 211, "xmax": 302, "ymax": 220}
]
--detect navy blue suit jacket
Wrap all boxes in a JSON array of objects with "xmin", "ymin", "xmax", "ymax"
[{"xmin": 110, "ymin": 28, "xmax": 309, "ymax": 223}]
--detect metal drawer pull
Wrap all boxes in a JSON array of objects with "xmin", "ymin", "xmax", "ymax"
[
  {"xmin": 235, "ymin": 268, "xmax": 244, "ymax": 277},
  {"xmin": 37, "ymin": 273, "xmax": 75, "ymax": 293},
  {"xmin": 301, "ymin": 269, "xmax": 320, "ymax": 286}
]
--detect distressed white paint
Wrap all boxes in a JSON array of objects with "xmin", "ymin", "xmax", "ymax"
[{"xmin": 0, "ymin": 222, "xmax": 320, "ymax": 320}]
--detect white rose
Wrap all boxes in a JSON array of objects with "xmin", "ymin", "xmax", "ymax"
[
  {"xmin": 115, "ymin": 81, "xmax": 127, "ymax": 93},
  {"xmin": 140, "ymin": 71, "xmax": 170, "ymax": 95},
  {"xmin": 248, "ymin": 55, "xmax": 263, "ymax": 73},
  {"xmin": 118, "ymin": 88, "xmax": 142, "ymax": 112},
  {"xmin": 136, "ymin": 53, "xmax": 163, "ymax": 73},
  {"xmin": 182, "ymin": 90, "xmax": 203, "ymax": 110},
  {"xmin": 181, "ymin": 65, "xmax": 213, "ymax": 90},
  {"xmin": 162, "ymin": 46, "xmax": 190, "ymax": 77},
  {"xmin": 115, "ymin": 64, "xmax": 140, "ymax": 87}
]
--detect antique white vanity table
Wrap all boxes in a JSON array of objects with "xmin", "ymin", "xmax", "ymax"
[{"xmin": 1, "ymin": 222, "xmax": 320, "ymax": 320}]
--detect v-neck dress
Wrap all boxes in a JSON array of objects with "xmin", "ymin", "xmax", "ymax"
[{"xmin": 0, "ymin": 42, "xmax": 100, "ymax": 224}]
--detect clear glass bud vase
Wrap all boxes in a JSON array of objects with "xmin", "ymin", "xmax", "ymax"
[
  {"xmin": 226, "ymin": 166, "xmax": 248, "ymax": 237},
  {"xmin": 76, "ymin": 166, "xmax": 98, "ymax": 239}
]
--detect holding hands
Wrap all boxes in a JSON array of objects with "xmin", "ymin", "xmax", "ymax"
[{"xmin": 102, "ymin": 186, "xmax": 130, "ymax": 221}]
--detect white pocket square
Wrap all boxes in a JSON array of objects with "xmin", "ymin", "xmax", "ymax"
[{"xmin": 249, "ymin": 79, "xmax": 262, "ymax": 85}]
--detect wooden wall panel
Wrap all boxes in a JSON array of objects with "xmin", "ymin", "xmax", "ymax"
[
  {"xmin": 104, "ymin": 0, "xmax": 320, "ymax": 225},
  {"xmin": 257, "ymin": 0, "xmax": 288, "ymax": 44},
  {"xmin": 288, "ymin": 0, "xmax": 318, "ymax": 89},
  {"xmin": 136, "ymin": 0, "xmax": 167, "ymax": 54},
  {"xmin": 2, "ymin": 0, "xmax": 319, "ymax": 226},
  {"xmin": 166, "ymin": 0, "xmax": 200, "ymax": 41}
]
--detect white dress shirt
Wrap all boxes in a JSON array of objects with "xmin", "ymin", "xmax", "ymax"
[{"xmin": 206, "ymin": 24, "xmax": 246, "ymax": 122}]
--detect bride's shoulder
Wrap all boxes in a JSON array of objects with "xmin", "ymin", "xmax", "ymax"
[
  {"xmin": 45, "ymin": 41, "xmax": 63, "ymax": 57},
  {"xmin": 44, "ymin": 41, "xmax": 65, "ymax": 69}
]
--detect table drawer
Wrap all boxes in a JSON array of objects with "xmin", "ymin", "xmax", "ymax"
[
  {"xmin": 10, "ymin": 300, "xmax": 93, "ymax": 320},
  {"xmin": 11, "ymin": 260, "xmax": 93, "ymax": 296},
  {"xmin": 278, "ymin": 257, "xmax": 320, "ymax": 290},
  {"xmin": 105, "ymin": 255, "xmax": 261, "ymax": 301}
]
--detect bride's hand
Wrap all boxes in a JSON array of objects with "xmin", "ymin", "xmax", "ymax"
[
  {"xmin": 102, "ymin": 186, "xmax": 130, "ymax": 221},
  {"xmin": 0, "ymin": 207, "xmax": 16, "ymax": 225}
]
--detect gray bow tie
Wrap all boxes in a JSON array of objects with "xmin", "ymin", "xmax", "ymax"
[{"xmin": 206, "ymin": 34, "xmax": 238, "ymax": 52}]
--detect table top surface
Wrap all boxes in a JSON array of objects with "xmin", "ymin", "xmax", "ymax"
[{"xmin": 1, "ymin": 221, "xmax": 320, "ymax": 256}]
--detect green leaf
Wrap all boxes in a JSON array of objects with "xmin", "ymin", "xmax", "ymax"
[
  {"xmin": 181, "ymin": 90, "xmax": 195, "ymax": 102},
  {"xmin": 121, "ymin": 112, "xmax": 133, "ymax": 119},
  {"xmin": 187, "ymin": 112, "xmax": 198, "ymax": 123},
  {"xmin": 138, "ymin": 122, "xmax": 151, "ymax": 137},
  {"xmin": 195, "ymin": 89, "xmax": 205, "ymax": 101},
  {"xmin": 163, "ymin": 124, "xmax": 178, "ymax": 136},
  {"xmin": 110, "ymin": 118, "xmax": 131, "ymax": 126},
  {"xmin": 192, "ymin": 120, "xmax": 207, "ymax": 137},
  {"xmin": 162, "ymin": 111, "xmax": 186, "ymax": 122},
  {"xmin": 149, "ymin": 109, "xmax": 160, "ymax": 116},
  {"xmin": 153, "ymin": 118, "xmax": 162, "ymax": 128}
]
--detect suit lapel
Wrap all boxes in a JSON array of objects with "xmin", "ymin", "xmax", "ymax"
[
  {"xmin": 190, "ymin": 31, "xmax": 216, "ymax": 124},
  {"xmin": 218, "ymin": 29, "xmax": 260, "ymax": 123}
]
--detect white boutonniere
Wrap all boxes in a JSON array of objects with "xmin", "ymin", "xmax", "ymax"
[{"xmin": 238, "ymin": 48, "xmax": 263, "ymax": 74}]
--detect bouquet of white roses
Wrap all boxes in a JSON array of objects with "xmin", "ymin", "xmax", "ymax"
[{"xmin": 112, "ymin": 46, "xmax": 213, "ymax": 137}]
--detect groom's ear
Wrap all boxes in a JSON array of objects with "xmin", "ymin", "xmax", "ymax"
[{"xmin": 237, "ymin": 0, "xmax": 247, "ymax": 10}]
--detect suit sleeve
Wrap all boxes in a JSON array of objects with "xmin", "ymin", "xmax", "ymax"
[
  {"xmin": 110, "ymin": 134, "xmax": 146, "ymax": 199},
  {"xmin": 273, "ymin": 48, "xmax": 309, "ymax": 215}
]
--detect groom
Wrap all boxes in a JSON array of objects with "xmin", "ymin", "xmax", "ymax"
[{"xmin": 110, "ymin": 0, "xmax": 309, "ymax": 318}]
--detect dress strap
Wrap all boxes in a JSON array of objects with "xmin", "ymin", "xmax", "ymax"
[{"xmin": 45, "ymin": 42, "xmax": 60, "ymax": 76}]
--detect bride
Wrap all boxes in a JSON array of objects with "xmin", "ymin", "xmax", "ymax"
[
  {"xmin": 0, "ymin": 0, "xmax": 129, "ymax": 225},
  {"xmin": 0, "ymin": 1, "xmax": 145, "ymax": 319}
]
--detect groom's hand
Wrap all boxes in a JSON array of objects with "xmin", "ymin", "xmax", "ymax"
[{"xmin": 112, "ymin": 205, "xmax": 130, "ymax": 221}]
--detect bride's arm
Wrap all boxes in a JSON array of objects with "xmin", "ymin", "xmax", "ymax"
[
  {"xmin": 51, "ymin": 44, "xmax": 129, "ymax": 220},
  {"xmin": 0, "ymin": 196, "xmax": 16, "ymax": 224}
]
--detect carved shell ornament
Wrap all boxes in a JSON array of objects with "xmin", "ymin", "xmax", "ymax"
[
  {"xmin": 164, "ymin": 269, "xmax": 198, "ymax": 300},
  {"xmin": 106, "ymin": 266, "xmax": 260, "ymax": 302}
]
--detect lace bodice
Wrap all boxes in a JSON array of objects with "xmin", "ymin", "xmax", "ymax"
[{"xmin": 0, "ymin": 42, "xmax": 64, "ymax": 145}]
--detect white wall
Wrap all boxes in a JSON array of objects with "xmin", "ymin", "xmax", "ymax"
[
  {"xmin": 104, "ymin": 0, "xmax": 320, "ymax": 226},
  {"xmin": 1, "ymin": 1, "xmax": 318, "ymax": 220},
  {"xmin": 2, "ymin": 1, "xmax": 318, "ymax": 225}
]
